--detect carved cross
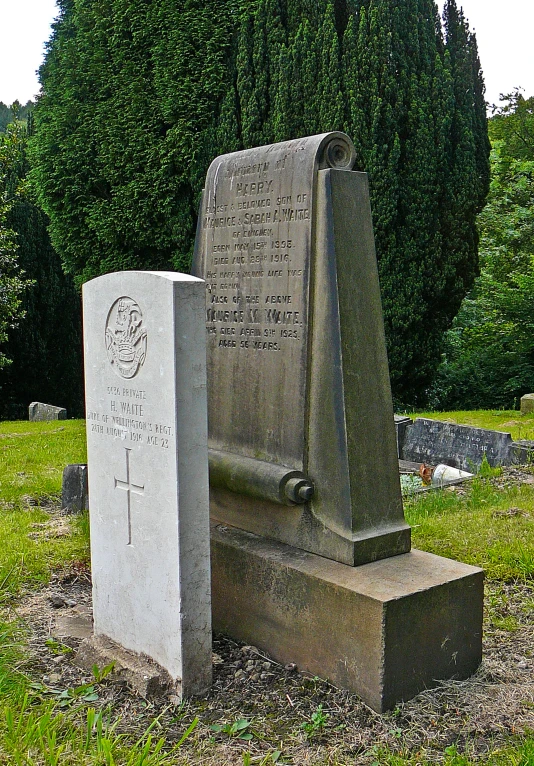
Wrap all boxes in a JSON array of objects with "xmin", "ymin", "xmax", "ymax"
[{"xmin": 114, "ymin": 448, "xmax": 144, "ymax": 545}]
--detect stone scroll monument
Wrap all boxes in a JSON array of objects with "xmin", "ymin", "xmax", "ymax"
[
  {"xmin": 193, "ymin": 132, "xmax": 410, "ymax": 566},
  {"xmin": 82, "ymin": 272, "xmax": 212, "ymax": 699},
  {"xmin": 193, "ymin": 134, "xmax": 484, "ymax": 712}
]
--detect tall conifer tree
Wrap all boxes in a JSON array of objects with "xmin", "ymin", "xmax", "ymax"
[{"xmin": 32, "ymin": 0, "xmax": 490, "ymax": 403}]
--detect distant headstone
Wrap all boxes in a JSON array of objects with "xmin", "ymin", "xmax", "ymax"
[
  {"xmin": 29, "ymin": 402, "xmax": 67, "ymax": 421},
  {"xmin": 82, "ymin": 271, "xmax": 212, "ymax": 698},
  {"xmin": 62, "ymin": 464, "xmax": 88, "ymax": 513},
  {"xmin": 520, "ymin": 394, "xmax": 534, "ymax": 415},
  {"xmin": 394, "ymin": 415, "xmax": 413, "ymax": 458},
  {"xmin": 401, "ymin": 418, "xmax": 514, "ymax": 470},
  {"xmin": 193, "ymin": 132, "xmax": 409, "ymax": 567}
]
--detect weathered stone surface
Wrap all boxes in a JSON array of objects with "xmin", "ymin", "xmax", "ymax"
[
  {"xmin": 211, "ymin": 523, "xmax": 484, "ymax": 713},
  {"xmin": 83, "ymin": 271, "xmax": 212, "ymax": 698},
  {"xmin": 53, "ymin": 606, "xmax": 94, "ymax": 641},
  {"xmin": 76, "ymin": 634, "xmax": 176, "ymax": 698},
  {"xmin": 401, "ymin": 418, "xmax": 514, "ymax": 471},
  {"xmin": 62, "ymin": 464, "xmax": 89, "ymax": 513},
  {"xmin": 29, "ymin": 402, "xmax": 67, "ymax": 421},
  {"xmin": 394, "ymin": 415, "xmax": 413, "ymax": 458},
  {"xmin": 511, "ymin": 440, "xmax": 534, "ymax": 464},
  {"xmin": 194, "ymin": 134, "xmax": 409, "ymax": 566},
  {"xmin": 520, "ymin": 394, "xmax": 534, "ymax": 415}
]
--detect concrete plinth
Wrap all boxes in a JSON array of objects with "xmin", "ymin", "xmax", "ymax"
[
  {"xmin": 211, "ymin": 524, "xmax": 483, "ymax": 712},
  {"xmin": 76, "ymin": 635, "xmax": 176, "ymax": 698}
]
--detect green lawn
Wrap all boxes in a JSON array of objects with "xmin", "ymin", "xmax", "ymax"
[
  {"xmin": 0, "ymin": 420, "xmax": 87, "ymax": 507},
  {"xmin": 0, "ymin": 415, "xmax": 532, "ymax": 764},
  {"xmin": 0, "ymin": 420, "xmax": 88, "ymax": 599},
  {"xmin": 406, "ymin": 475, "xmax": 534, "ymax": 581}
]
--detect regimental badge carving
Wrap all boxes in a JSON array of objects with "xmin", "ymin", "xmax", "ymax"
[{"xmin": 105, "ymin": 297, "xmax": 147, "ymax": 379}]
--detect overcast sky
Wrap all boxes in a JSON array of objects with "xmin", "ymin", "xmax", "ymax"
[{"xmin": 0, "ymin": 0, "xmax": 532, "ymax": 109}]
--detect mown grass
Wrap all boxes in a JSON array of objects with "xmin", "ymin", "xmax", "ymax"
[
  {"xmin": 0, "ymin": 420, "xmax": 88, "ymax": 601},
  {"xmin": 0, "ymin": 420, "xmax": 86, "ymax": 507},
  {"xmin": 406, "ymin": 476, "xmax": 534, "ymax": 581},
  {"xmin": 409, "ymin": 409, "xmax": 534, "ymax": 442},
  {"xmin": 0, "ymin": 416, "xmax": 532, "ymax": 764}
]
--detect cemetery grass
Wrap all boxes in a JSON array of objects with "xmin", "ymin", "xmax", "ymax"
[
  {"xmin": 411, "ymin": 410, "xmax": 534, "ymax": 442},
  {"xmin": 0, "ymin": 423, "xmax": 532, "ymax": 763}
]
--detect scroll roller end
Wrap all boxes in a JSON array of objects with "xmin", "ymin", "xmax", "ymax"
[{"xmin": 283, "ymin": 477, "xmax": 314, "ymax": 504}]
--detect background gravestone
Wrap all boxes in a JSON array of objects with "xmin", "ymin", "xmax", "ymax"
[
  {"xmin": 394, "ymin": 415, "xmax": 413, "ymax": 458},
  {"xmin": 401, "ymin": 418, "xmax": 514, "ymax": 470},
  {"xmin": 28, "ymin": 402, "xmax": 67, "ymax": 421},
  {"xmin": 82, "ymin": 271, "xmax": 212, "ymax": 697},
  {"xmin": 520, "ymin": 394, "xmax": 534, "ymax": 415},
  {"xmin": 62, "ymin": 464, "xmax": 88, "ymax": 513}
]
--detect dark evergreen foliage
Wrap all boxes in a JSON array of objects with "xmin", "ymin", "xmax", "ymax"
[
  {"xmin": 31, "ymin": 0, "xmax": 489, "ymax": 404},
  {"xmin": 0, "ymin": 201, "xmax": 84, "ymax": 420},
  {"xmin": 0, "ymin": 118, "xmax": 83, "ymax": 420}
]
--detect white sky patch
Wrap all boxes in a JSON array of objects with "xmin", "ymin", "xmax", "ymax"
[
  {"xmin": 0, "ymin": 0, "xmax": 532, "ymax": 108},
  {"xmin": 436, "ymin": 0, "xmax": 534, "ymax": 108},
  {"xmin": 0, "ymin": 0, "xmax": 58, "ymax": 105}
]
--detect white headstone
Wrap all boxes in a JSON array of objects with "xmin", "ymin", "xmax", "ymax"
[{"xmin": 83, "ymin": 271, "xmax": 211, "ymax": 696}]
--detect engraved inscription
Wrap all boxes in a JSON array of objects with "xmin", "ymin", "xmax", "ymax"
[
  {"xmin": 193, "ymin": 134, "xmax": 351, "ymax": 466},
  {"xmin": 105, "ymin": 297, "xmax": 147, "ymax": 379},
  {"xmin": 114, "ymin": 448, "xmax": 145, "ymax": 545},
  {"xmin": 86, "ymin": 386, "xmax": 174, "ymax": 449},
  {"xmin": 200, "ymin": 151, "xmax": 311, "ymax": 359}
]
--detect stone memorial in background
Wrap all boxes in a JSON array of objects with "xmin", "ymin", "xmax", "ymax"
[
  {"xmin": 520, "ymin": 394, "xmax": 534, "ymax": 415},
  {"xmin": 400, "ymin": 417, "xmax": 531, "ymax": 470},
  {"xmin": 394, "ymin": 415, "xmax": 413, "ymax": 459},
  {"xmin": 62, "ymin": 464, "xmax": 89, "ymax": 513},
  {"xmin": 194, "ymin": 133, "xmax": 483, "ymax": 712},
  {"xmin": 82, "ymin": 271, "xmax": 212, "ymax": 698},
  {"xmin": 29, "ymin": 402, "xmax": 67, "ymax": 421}
]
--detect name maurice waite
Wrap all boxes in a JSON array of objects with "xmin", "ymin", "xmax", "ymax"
[{"xmin": 207, "ymin": 308, "xmax": 300, "ymax": 324}]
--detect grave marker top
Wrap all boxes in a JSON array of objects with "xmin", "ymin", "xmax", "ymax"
[{"xmin": 193, "ymin": 133, "xmax": 355, "ymax": 470}]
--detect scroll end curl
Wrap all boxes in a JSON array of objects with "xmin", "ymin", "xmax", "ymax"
[{"xmin": 320, "ymin": 133, "xmax": 356, "ymax": 171}]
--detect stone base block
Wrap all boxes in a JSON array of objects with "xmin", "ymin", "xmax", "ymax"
[
  {"xmin": 76, "ymin": 635, "xmax": 178, "ymax": 699},
  {"xmin": 211, "ymin": 524, "xmax": 483, "ymax": 712}
]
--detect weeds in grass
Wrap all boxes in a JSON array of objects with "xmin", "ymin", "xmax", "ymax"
[
  {"xmin": 405, "ymin": 477, "xmax": 534, "ymax": 580},
  {"xmin": 45, "ymin": 638, "xmax": 73, "ymax": 656},
  {"xmin": 211, "ymin": 717, "xmax": 254, "ymax": 740},
  {"xmin": 29, "ymin": 680, "xmax": 100, "ymax": 709},
  {"xmin": 300, "ymin": 704, "xmax": 329, "ymax": 740}
]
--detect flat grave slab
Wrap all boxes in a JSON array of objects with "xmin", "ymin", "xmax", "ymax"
[{"xmin": 401, "ymin": 418, "xmax": 514, "ymax": 471}]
